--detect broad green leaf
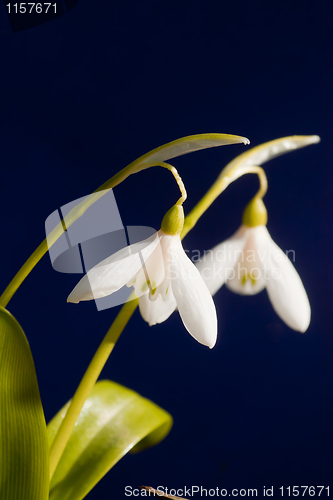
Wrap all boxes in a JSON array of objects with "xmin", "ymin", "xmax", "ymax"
[
  {"xmin": 48, "ymin": 380, "xmax": 173, "ymax": 500},
  {"xmin": 0, "ymin": 307, "xmax": 49, "ymax": 500}
]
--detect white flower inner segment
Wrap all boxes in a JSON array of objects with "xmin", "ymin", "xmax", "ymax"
[
  {"xmin": 196, "ymin": 225, "xmax": 311, "ymax": 332},
  {"xmin": 68, "ymin": 229, "xmax": 217, "ymax": 348},
  {"xmin": 137, "ymin": 231, "xmax": 217, "ymax": 348}
]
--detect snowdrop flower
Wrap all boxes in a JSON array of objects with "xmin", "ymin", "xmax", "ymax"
[
  {"xmin": 196, "ymin": 197, "xmax": 311, "ymax": 332},
  {"xmin": 138, "ymin": 136, "xmax": 319, "ymax": 334},
  {"xmin": 68, "ymin": 205, "xmax": 217, "ymax": 348}
]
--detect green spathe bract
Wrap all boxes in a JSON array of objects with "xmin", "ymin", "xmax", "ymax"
[
  {"xmin": 0, "ymin": 307, "xmax": 49, "ymax": 500},
  {"xmin": 242, "ymin": 197, "xmax": 268, "ymax": 227},
  {"xmin": 48, "ymin": 380, "xmax": 172, "ymax": 500},
  {"xmin": 161, "ymin": 204, "xmax": 184, "ymax": 235}
]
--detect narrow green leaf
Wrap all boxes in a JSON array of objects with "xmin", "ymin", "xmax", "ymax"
[
  {"xmin": 48, "ymin": 380, "xmax": 173, "ymax": 500},
  {"xmin": 131, "ymin": 132, "xmax": 250, "ymax": 171},
  {"xmin": 219, "ymin": 135, "xmax": 320, "ymax": 180},
  {"xmin": 63, "ymin": 134, "xmax": 251, "ymax": 236},
  {"xmin": 0, "ymin": 307, "xmax": 49, "ymax": 500}
]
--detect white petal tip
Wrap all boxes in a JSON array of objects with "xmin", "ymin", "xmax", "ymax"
[
  {"xmin": 67, "ymin": 296, "xmax": 79, "ymax": 304},
  {"xmin": 193, "ymin": 337, "xmax": 216, "ymax": 349},
  {"xmin": 242, "ymin": 137, "xmax": 250, "ymax": 145},
  {"xmin": 280, "ymin": 312, "xmax": 311, "ymax": 334},
  {"xmin": 296, "ymin": 319, "xmax": 310, "ymax": 334},
  {"xmin": 310, "ymin": 135, "xmax": 321, "ymax": 144},
  {"xmin": 200, "ymin": 335, "xmax": 217, "ymax": 349}
]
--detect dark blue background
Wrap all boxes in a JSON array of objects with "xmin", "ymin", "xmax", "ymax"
[{"xmin": 1, "ymin": 0, "xmax": 332, "ymax": 498}]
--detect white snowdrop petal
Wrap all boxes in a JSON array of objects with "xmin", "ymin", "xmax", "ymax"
[
  {"xmin": 170, "ymin": 236, "xmax": 217, "ymax": 348},
  {"xmin": 196, "ymin": 226, "xmax": 248, "ymax": 296},
  {"xmin": 133, "ymin": 241, "xmax": 164, "ymax": 298},
  {"xmin": 263, "ymin": 234, "xmax": 311, "ymax": 332},
  {"xmin": 67, "ymin": 232, "xmax": 160, "ymax": 303},
  {"xmin": 139, "ymin": 291, "xmax": 177, "ymax": 326},
  {"xmin": 226, "ymin": 226, "xmax": 268, "ymax": 296},
  {"xmin": 145, "ymin": 243, "xmax": 166, "ymax": 295},
  {"xmin": 67, "ymin": 253, "xmax": 142, "ymax": 303},
  {"xmin": 133, "ymin": 267, "xmax": 149, "ymax": 297},
  {"xmin": 126, "ymin": 275, "xmax": 137, "ymax": 288},
  {"xmin": 226, "ymin": 271, "xmax": 266, "ymax": 295}
]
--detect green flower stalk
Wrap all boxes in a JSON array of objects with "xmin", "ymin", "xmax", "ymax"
[
  {"xmin": 0, "ymin": 133, "xmax": 248, "ymax": 309},
  {"xmin": 137, "ymin": 135, "xmax": 319, "ymax": 329},
  {"xmin": 1, "ymin": 133, "xmax": 319, "ymax": 486},
  {"xmin": 45, "ymin": 133, "xmax": 249, "ymax": 478},
  {"xmin": 49, "ymin": 135, "xmax": 319, "ymax": 479}
]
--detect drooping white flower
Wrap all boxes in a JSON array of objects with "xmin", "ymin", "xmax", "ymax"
[
  {"xmin": 137, "ymin": 135, "xmax": 319, "ymax": 332},
  {"xmin": 196, "ymin": 198, "xmax": 311, "ymax": 332},
  {"xmin": 68, "ymin": 205, "xmax": 217, "ymax": 348}
]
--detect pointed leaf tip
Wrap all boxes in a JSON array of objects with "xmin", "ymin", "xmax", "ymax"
[
  {"xmin": 219, "ymin": 134, "xmax": 321, "ymax": 180},
  {"xmin": 134, "ymin": 133, "xmax": 250, "ymax": 170}
]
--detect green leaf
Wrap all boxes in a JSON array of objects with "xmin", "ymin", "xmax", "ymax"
[
  {"xmin": 219, "ymin": 135, "xmax": 320, "ymax": 180},
  {"xmin": 63, "ymin": 133, "xmax": 251, "ymax": 235},
  {"xmin": 0, "ymin": 307, "xmax": 49, "ymax": 500},
  {"xmin": 48, "ymin": 380, "xmax": 173, "ymax": 500},
  {"xmin": 131, "ymin": 132, "xmax": 250, "ymax": 171}
]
